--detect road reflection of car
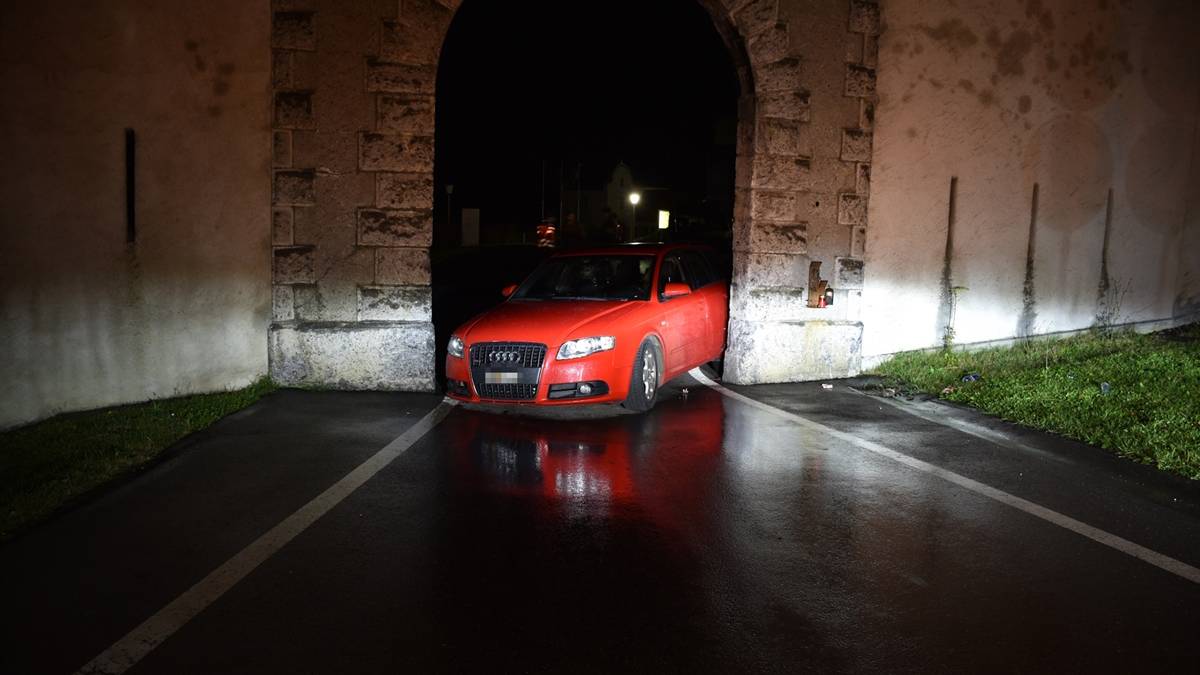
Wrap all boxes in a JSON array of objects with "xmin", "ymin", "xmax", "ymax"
[
  {"xmin": 444, "ymin": 244, "xmax": 728, "ymax": 411},
  {"xmin": 447, "ymin": 386, "xmax": 725, "ymax": 508}
]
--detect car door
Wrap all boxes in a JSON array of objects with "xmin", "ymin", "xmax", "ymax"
[
  {"xmin": 680, "ymin": 250, "xmax": 728, "ymax": 362},
  {"xmin": 656, "ymin": 253, "xmax": 707, "ymax": 373}
]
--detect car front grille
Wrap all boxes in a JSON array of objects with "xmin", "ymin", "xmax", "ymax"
[
  {"xmin": 469, "ymin": 342, "xmax": 547, "ymax": 401},
  {"xmin": 469, "ymin": 342, "xmax": 547, "ymax": 369}
]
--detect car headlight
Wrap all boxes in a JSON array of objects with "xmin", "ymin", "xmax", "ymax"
[
  {"xmin": 448, "ymin": 335, "xmax": 464, "ymax": 358},
  {"xmin": 557, "ymin": 336, "xmax": 615, "ymax": 360}
]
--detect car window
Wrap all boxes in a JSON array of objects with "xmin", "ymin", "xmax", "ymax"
[
  {"xmin": 681, "ymin": 251, "xmax": 716, "ymax": 288},
  {"xmin": 514, "ymin": 255, "xmax": 655, "ymax": 301},
  {"xmin": 658, "ymin": 255, "xmax": 689, "ymax": 296}
]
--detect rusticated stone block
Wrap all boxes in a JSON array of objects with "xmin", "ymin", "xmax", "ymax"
[
  {"xmin": 273, "ymin": 285, "xmax": 295, "ymax": 322},
  {"xmin": 856, "ymin": 163, "xmax": 871, "ymax": 195},
  {"xmin": 273, "ymin": 246, "xmax": 315, "ymax": 283},
  {"xmin": 733, "ymin": 251, "xmax": 809, "ymax": 288},
  {"xmin": 272, "ymin": 207, "xmax": 294, "ymax": 245},
  {"xmin": 758, "ymin": 90, "xmax": 811, "ymax": 121},
  {"xmin": 272, "ymin": 12, "xmax": 315, "ymax": 51},
  {"xmin": 752, "ymin": 222, "xmax": 809, "ymax": 253},
  {"xmin": 840, "ymin": 129, "xmax": 872, "ymax": 162},
  {"xmin": 359, "ymin": 133, "xmax": 434, "ymax": 172},
  {"xmin": 860, "ymin": 99, "xmax": 876, "ymax": 130},
  {"xmin": 848, "ymin": 0, "xmax": 881, "ymax": 36},
  {"xmin": 750, "ymin": 190, "xmax": 798, "ymax": 222},
  {"xmin": 271, "ymin": 50, "xmax": 292, "ymax": 89},
  {"xmin": 757, "ymin": 118, "xmax": 811, "ymax": 157},
  {"xmin": 756, "ymin": 57, "xmax": 803, "ymax": 93},
  {"xmin": 838, "ymin": 193, "xmax": 867, "ymax": 224},
  {"xmin": 747, "ymin": 23, "xmax": 789, "ymax": 65},
  {"xmin": 835, "ymin": 256, "xmax": 865, "ymax": 289},
  {"xmin": 851, "ymin": 225, "xmax": 867, "ymax": 257},
  {"xmin": 357, "ymin": 208, "xmax": 432, "ymax": 247},
  {"xmin": 358, "ymin": 285, "xmax": 432, "ymax": 321},
  {"xmin": 752, "ymin": 154, "xmax": 811, "ymax": 191},
  {"xmin": 845, "ymin": 64, "xmax": 876, "ymax": 97},
  {"xmin": 269, "ymin": 322, "xmax": 436, "ymax": 391},
  {"xmin": 365, "ymin": 58, "xmax": 435, "ymax": 93},
  {"xmin": 377, "ymin": 94, "xmax": 434, "ymax": 135},
  {"xmin": 729, "ymin": 285, "xmax": 810, "ymax": 322},
  {"xmin": 723, "ymin": 319, "xmax": 863, "ymax": 385},
  {"xmin": 273, "ymin": 169, "xmax": 315, "ymax": 205},
  {"xmin": 274, "ymin": 90, "xmax": 314, "ymax": 129},
  {"xmin": 376, "ymin": 247, "xmax": 430, "ymax": 285},
  {"xmin": 863, "ymin": 34, "xmax": 879, "ymax": 68},
  {"xmin": 381, "ymin": 1, "xmax": 452, "ymax": 64},
  {"xmin": 272, "ymin": 130, "xmax": 292, "ymax": 168},
  {"xmin": 377, "ymin": 172, "xmax": 433, "ymax": 209},
  {"xmin": 734, "ymin": 0, "xmax": 779, "ymax": 38}
]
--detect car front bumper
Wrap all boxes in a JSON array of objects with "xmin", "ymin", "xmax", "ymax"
[{"xmin": 445, "ymin": 349, "xmax": 624, "ymax": 405}]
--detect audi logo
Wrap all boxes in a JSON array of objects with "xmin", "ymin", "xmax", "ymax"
[{"xmin": 488, "ymin": 351, "xmax": 520, "ymax": 364}]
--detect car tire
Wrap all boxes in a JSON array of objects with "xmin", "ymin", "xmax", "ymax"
[{"xmin": 623, "ymin": 339, "xmax": 660, "ymax": 412}]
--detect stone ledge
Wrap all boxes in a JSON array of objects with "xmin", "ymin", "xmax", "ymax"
[
  {"xmin": 722, "ymin": 319, "xmax": 863, "ymax": 384},
  {"xmin": 269, "ymin": 321, "xmax": 436, "ymax": 391}
]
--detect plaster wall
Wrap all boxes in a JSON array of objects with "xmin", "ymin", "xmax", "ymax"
[
  {"xmin": 0, "ymin": 1, "xmax": 271, "ymax": 428},
  {"xmin": 864, "ymin": 0, "xmax": 1200, "ymax": 359}
]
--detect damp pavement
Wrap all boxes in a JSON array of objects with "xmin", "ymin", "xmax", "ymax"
[{"xmin": 2, "ymin": 375, "xmax": 1199, "ymax": 674}]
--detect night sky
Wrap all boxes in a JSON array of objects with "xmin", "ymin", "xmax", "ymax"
[{"xmin": 433, "ymin": 0, "xmax": 740, "ymax": 243}]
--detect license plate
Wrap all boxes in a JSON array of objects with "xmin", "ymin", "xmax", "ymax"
[{"xmin": 485, "ymin": 372, "xmax": 519, "ymax": 384}]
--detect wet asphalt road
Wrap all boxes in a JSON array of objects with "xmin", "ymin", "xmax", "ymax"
[{"xmin": 2, "ymin": 375, "xmax": 1200, "ymax": 673}]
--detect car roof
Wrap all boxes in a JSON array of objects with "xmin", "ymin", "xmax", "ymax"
[{"xmin": 548, "ymin": 243, "xmax": 710, "ymax": 258}]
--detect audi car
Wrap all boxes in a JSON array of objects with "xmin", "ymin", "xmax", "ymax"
[{"xmin": 445, "ymin": 243, "xmax": 728, "ymax": 411}]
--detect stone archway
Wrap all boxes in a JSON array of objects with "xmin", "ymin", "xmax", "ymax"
[{"xmin": 267, "ymin": 0, "xmax": 878, "ymax": 389}]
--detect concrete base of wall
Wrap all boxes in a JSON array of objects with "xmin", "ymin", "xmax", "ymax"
[
  {"xmin": 269, "ymin": 321, "xmax": 436, "ymax": 391},
  {"xmin": 723, "ymin": 319, "xmax": 863, "ymax": 384}
]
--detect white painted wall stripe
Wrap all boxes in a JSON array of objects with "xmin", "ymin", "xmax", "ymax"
[
  {"xmin": 689, "ymin": 369, "xmax": 1200, "ymax": 585},
  {"xmin": 76, "ymin": 398, "xmax": 458, "ymax": 675}
]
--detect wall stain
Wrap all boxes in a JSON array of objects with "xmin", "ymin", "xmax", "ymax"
[
  {"xmin": 1018, "ymin": 183, "xmax": 1039, "ymax": 337},
  {"xmin": 1095, "ymin": 188, "xmax": 1114, "ymax": 325},
  {"xmin": 935, "ymin": 177, "xmax": 958, "ymax": 346},
  {"xmin": 1018, "ymin": 94, "xmax": 1033, "ymax": 113},
  {"xmin": 986, "ymin": 27, "xmax": 1036, "ymax": 77},
  {"xmin": 917, "ymin": 18, "xmax": 978, "ymax": 56}
]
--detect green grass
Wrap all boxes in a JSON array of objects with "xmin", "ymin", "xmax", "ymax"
[
  {"xmin": 872, "ymin": 324, "xmax": 1200, "ymax": 480},
  {"xmin": 0, "ymin": 379, "xmax": 276, "ymax": 540}
]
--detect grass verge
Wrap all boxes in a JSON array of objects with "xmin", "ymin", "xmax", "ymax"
[
  {"xmin": 872, "ymin": 324, "xmax": 1200, "ymax": 480},
  {"xmin": 0, "ymin": 379, "xmax": 276, "ymax": 541}
]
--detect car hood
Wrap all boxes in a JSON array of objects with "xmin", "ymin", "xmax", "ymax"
[{"xmin": 458, "ymin": 299, "xmax": 640, "ymax": 347}]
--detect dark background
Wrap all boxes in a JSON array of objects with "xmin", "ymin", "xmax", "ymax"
[{"xmin": 432, "ymin": 0, "xmax": 740, "ymax": 245}]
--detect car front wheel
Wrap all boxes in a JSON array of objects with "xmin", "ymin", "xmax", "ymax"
[{"xmin": 623, "ymin": 339, "xmax": 660, "ymax": 412}]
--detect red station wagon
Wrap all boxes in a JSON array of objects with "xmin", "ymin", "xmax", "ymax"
[{"xmin": 445, "ymin": 244, "xmax": 728, "ymax": 411}]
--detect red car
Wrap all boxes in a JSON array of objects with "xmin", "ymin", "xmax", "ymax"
[{"xmin": 445, "ymin": 243, "xmax": 728, "ymax": 411}]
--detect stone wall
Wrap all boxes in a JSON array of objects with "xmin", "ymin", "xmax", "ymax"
[
  {"xmin": 863, "ymin": 0, "xmax": 1200, "ymax": 361},
  {"xmin": 0, "ymin": 1, "xmax": 271, "ymax": 428},
  {"xmin": 271, "ymin": 0, "xmax": 877, "ymax": 389},
  {"xmin": 268, "ymin": 0, "xmax": 442, "ymax": 390},
  {"xmin": 721, "ymin": 0, "xmax": 878, "ymax": 383}
]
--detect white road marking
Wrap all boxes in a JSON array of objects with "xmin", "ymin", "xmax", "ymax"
[
  {"xmin": 76, "ymin": 398, "xmax": 459, "ymax": 675},
  {"xmin": 689, "ymin": 369, "xmax": 1200, "ymax": 585}
]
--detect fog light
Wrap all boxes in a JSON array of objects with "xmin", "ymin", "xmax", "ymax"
[{"xmin": 578, "ymin": 383, "xmax": 593, "ymax": 395}]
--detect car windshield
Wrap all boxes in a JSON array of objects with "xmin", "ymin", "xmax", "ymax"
[{"xmin": 514, "ymin": 255, "xmax": 655, "ymax": 301}]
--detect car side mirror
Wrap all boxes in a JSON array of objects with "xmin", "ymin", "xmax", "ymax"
[
  {"xmin": 662, "ymin": 282, "xmax": 691, "ymax": 299},
  {"xmin": 502, "ymin": 283, "xmax": 518, "ymax": 298}
]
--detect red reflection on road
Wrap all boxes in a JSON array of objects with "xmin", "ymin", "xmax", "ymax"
[{"xmin": 446, "ymin": 387, "xmax": 726, "ymax": 516}]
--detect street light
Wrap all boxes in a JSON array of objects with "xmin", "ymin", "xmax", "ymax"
[{"xmin": 628, "ymin": 192, "xmax": 641, "ymax": 241}]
